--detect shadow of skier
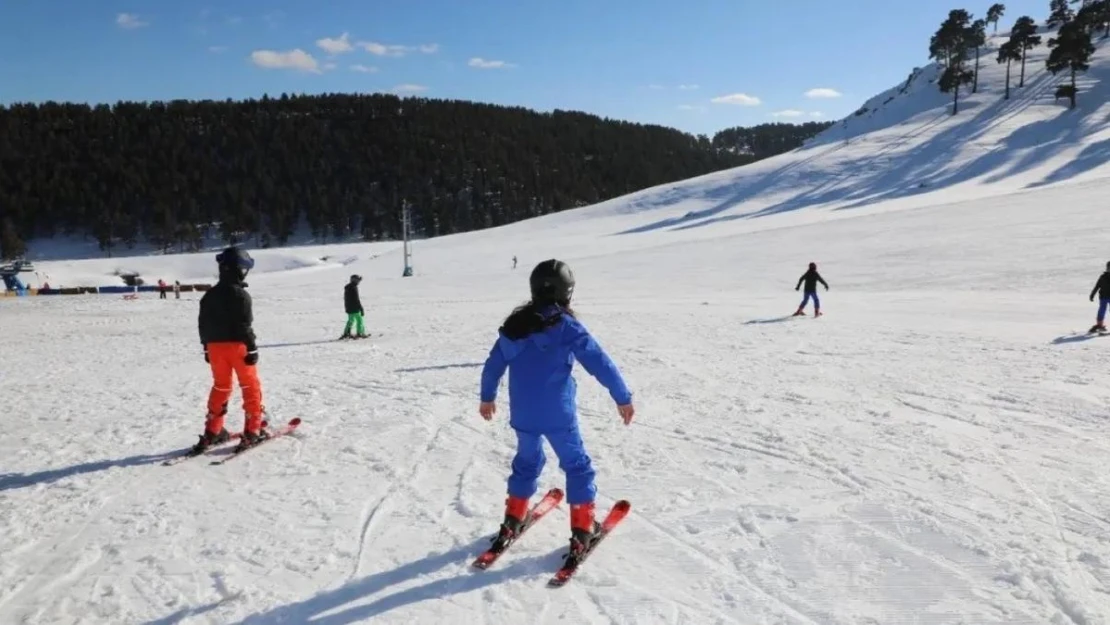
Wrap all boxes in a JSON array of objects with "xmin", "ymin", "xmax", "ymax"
[{"xmin": 231, "ymin": 540, "xmax": 566, "ymax": 624}]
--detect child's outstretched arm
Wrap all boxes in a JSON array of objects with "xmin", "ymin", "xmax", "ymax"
[
  {"xmin": 568, "ymin": 322, "xmax": 633, "ymax": 407},
  {"xmin": 479, "ymin": 337, "xmax": 509, "ymax": 419},
  {"xmin": 817, "ymin": 272, "xmax": 829, "ymax": 290}
]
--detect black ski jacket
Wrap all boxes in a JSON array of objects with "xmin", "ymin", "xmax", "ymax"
[
  {"xmin": 1091, "ymin": 272, "xmax": 1110, "ymax": 300},
  {"xmin": 796, "ymin": 268, "xmax": 829, "ymax": 293},
  {"xmin": 344, "ymin": 282, "xmax": 364, "ymax": 315},
  {"xmin": 198, "ymin": 274, "xmax": 257, "ymax": 351}
]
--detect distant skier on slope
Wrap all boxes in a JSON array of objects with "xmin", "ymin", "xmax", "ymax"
[
  {"xmin": 340, "ymin": 274, "xmax": 367, "ymax": 339},
  {"xmin": 1088, "ymin": 261, "xmax": 1110, "ymax": 333},
  {"xmin": 793, "ymin": 262, "xmax": 829, "ymax": 317},
  {"xmin": 478, "ymin": 259, "xmax": 635, "ymax": 560},
  {"xmin": 195, "ymin": 246, "xmax": 268, "ymax": 454}
]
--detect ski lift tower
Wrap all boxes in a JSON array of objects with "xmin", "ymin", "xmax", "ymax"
[{"xmin": 401, "ymin": 199, "xmax": 414, "ymax": 277}]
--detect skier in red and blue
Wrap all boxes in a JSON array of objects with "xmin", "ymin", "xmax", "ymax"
[
  {"xmin": 1088, "ymin": 261, "xmax": 1110, "ymax": 333},
  {"xmin": 479, "ymin": 259, "xmax": 635, "ymax": 560},
  {"xmin": 793, "ymin": 262, "xmax": 829, "ymax": 317}
]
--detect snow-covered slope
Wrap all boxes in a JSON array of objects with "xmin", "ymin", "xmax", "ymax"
[{"xmin": 4, "ymin": 23, "xmax": 1110, "ymax": 625}]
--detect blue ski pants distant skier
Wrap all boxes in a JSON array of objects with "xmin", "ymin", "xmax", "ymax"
[
  {"xmin": 508, "ymin": 428, "xmax": 596, "ymax": 504},
  {"xmin": 799, "ymin": 291, "xmax": 820, "ymax": 311}
]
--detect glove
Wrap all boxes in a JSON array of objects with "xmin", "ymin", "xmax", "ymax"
[
  {"xmin": 245, "ymin": 350, "xmax": 259, "ymax": 366},
  {"xmin": 1092, "ymin": 295, "xmax": 1096, "ymax": 302},
  {"xmin": 795, "ymin": 286, "xmax": 800, "ymax": 291}
]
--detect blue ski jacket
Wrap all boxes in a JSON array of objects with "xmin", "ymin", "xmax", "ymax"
[{"xmin": 480, "ymin": 308, "xmax": 632, "ymax": 433}]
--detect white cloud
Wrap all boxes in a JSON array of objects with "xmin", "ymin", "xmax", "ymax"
[
  {"xmin": 710, "ymin": 93, "xmax": 761, "ymax": 106},
  {"xmin": 392, "ymin": 84, "xmax": 428, "ymax": 93},
  {"xmin": 468, "ymin": 57, "xmax": 515, "ymax": 69},
  {"xmin": 116, "ymin": 13, "xmax": 149, "ymax": 29},
  {"xmin": 358, "ymin": 41, "xmax": 438, "ymax": 57},
  {"xmin": 678, "ymin": 84, "xmax": 700, "ymax": 90},
  {"xmin": 350, "ymin": 64, "xmax": 379, "ymax": 73},
  {"xmin": 771, "ymin": 109, "xmax": 805, "ymax": 117},
  {"xmin": 250, "ymin": 49, "xmax": 321, "ymax": 73},
  {"xmin": 208, "ymin": 45, "xmax": 228, "ymax": 53},
  {"xmin": 317, "ymin": 33, "xmax": 354, "ymax": 54},
  {"xmin": 810, "ymin": 111, "xmax": 825, "ymax": 117},
  {"xmin": 805, "ymin": 88, "xmax": 842, "ymax": 99}
]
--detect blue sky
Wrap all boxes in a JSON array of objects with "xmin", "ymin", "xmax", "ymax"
[{"xmin": 0, "ymin": 0, "xmax": 1051, "ymax": 135}]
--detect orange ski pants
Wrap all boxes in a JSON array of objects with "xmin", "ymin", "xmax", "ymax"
[{"xmin": 205, "ymin": 342, "xmax": 264, "ymax": 434}]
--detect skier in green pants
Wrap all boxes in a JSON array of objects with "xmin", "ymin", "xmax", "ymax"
[{"xmin": 341, "ymin": 274, "xmax": 367, "ymax": 339}]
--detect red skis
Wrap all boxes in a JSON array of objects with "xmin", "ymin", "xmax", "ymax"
[
  {"xmin": 210, "ymin": 418, "xmax": 302, "ymax": 465},
  {"xmin": 547, "ymin": 500, "xmax": 631, "ymax": 588},
  {"xmin": 473, "ymin": 488, "xmax": 564, "ymax": 570}
]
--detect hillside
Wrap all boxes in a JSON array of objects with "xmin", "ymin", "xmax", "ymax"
[
  {"xmin": 3, "ymin": 16, "xmax": 1110, "ymax": 625},
  {"xmin": 0, "ymin": 98, "xmax": 836, "ymax": 263}
]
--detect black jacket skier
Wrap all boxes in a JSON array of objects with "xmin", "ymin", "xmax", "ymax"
[
  {"xmin": 344, "ymin": 276, "xmax": 364, "ymax": 315},
  {"xmin": 199, "ymin": 247, "xmax": 258, "ymax": 362},
  {"xmin": 1089, "ymin": 264, "xmax": 1110, "ymax": 302},
  {"xmin": 796, "ymin": 263, "xmax": 829, "ymax": 293}
]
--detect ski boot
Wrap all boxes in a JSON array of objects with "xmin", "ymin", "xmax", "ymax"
[
  {"xmin": 564, "ymin": 503, "xmax": 602, "ymax": 565},
  {"xmin": 191, "ymin": 427, "xmax": 230, "ymax": 454},
  {"xmin": 234, "ymin": 429, "xmax": 269, "ymax": 453},
  {"xmin": 490, "ymin": 496, "xmax": 530, "ymax": 551},
  {"xmin": 191, "ymin": 406, "xmax": 230, "ymax": 454},
  {"xmin": 814, "ymin": 309, "xmax": 823, "ymax": 318},
  {"xmin": 234, "ymin": 411, "xmax": 270, "ymax": 452},
  {"xmin": 1089, "ymin": 323, "xmax": 1107, "ymax": 334},
  {"xmin": 792, "ymin": 308, "xmax": 805, "ymax": 317}
]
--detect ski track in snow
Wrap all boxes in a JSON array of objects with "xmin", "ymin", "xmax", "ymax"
[{"xmin": 4, "ymin": 26, "xmax": 1110, "ymax": 625}]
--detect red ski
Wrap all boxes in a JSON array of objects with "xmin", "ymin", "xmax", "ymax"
[
  {"xmin": 547, "ymin": 499, "xmax": 630, "ymax": 588},
  {"xmin": 473, "ymin": 488, "xmax": 564, "ymax": 570},
  {"xmin": 209, "ymin": 418, "xmax": 302, "ymax": 465}
]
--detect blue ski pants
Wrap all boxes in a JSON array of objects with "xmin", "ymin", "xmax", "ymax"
[
  {"xmin": 1098, "ymin": 298, "xmax": 1110, "ymax": 323},
  {"xmin": 508, "ymin": 427, "xmax": 596, "ymax": 505},
  {"xmin": 799, "ymin": 291, "xmax": 821, "ymax": 310}
]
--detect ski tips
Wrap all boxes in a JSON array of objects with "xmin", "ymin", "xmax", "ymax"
[
  {"xmin": 613, "ymin": 500, "xmax": 631, "ymax": 513},
  {"xmin": 288, "ymin": 417, "xmax": 302, "ymax": 426}
]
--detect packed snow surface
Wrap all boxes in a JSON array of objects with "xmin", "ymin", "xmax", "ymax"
[{"xmin": 4, "ymin": 25, "xmax": 1110, "ymax": 625}]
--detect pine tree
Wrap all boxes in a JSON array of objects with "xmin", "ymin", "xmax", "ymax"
[
  {"xmin": 1076, "ymin": 0, "xmax": 1110, "ymax": 36},
  {"xmin": 996, "ymin": 39, "xmax": 1022, "ymax": 99},
  {"xmin": 970, "ymin": 19, "xmax": 988, "ymax": 92},
  {"xmin": 1011, "ymin": 16, "xmax": 1043, "ymax": 87},
  {"xmin": 1049, "ymin": 0, "xmax": 1075, "ymax": 27},
  {"xmin": 988, "ymin": 3, "xmax": 1007, "ymax": 32},
  {"xmin": 931, "ymin": 10, "xmax": 976, "ymax": 114},
  {"xmin": 1046, "ymin": 18, "xmax": 1096, "ymax": 108}
]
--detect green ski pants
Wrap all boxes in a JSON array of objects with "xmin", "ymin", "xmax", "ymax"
[{"xmin": 344, "ymin": 312, "xmax": 365, "ymax": 336}]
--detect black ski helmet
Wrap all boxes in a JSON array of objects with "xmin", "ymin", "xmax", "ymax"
[
  {"xmin": 530, "ymin": 259, "xmax": 575, "ymax": 305},
  {"xmin": 350, "ymin": 274, "xmax": 362, "ymax": 283},
  {"xmin": 216, "ymin": 246, "xmax": 254, "ymax": 280}
]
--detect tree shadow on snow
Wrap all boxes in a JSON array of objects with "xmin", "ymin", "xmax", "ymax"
[
  {"xmin": 394, "ymin": 362, "xmax": 483, "ymax": 373},
  {"xmin": 0, "ymin": 450, "xmax": 183, "ymax": 492},
  {"xmin": 233, "ymin": 539, "xmax": 566, "ymax": 624},
  {"xmin": 616, "ymin": 43, "xmax": 1110, "ymax": 236}
]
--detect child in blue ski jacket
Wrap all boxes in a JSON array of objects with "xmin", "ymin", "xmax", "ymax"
[{"xmin": 479, "ymin": 259, "xmax": 635, "ymax": 558}]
